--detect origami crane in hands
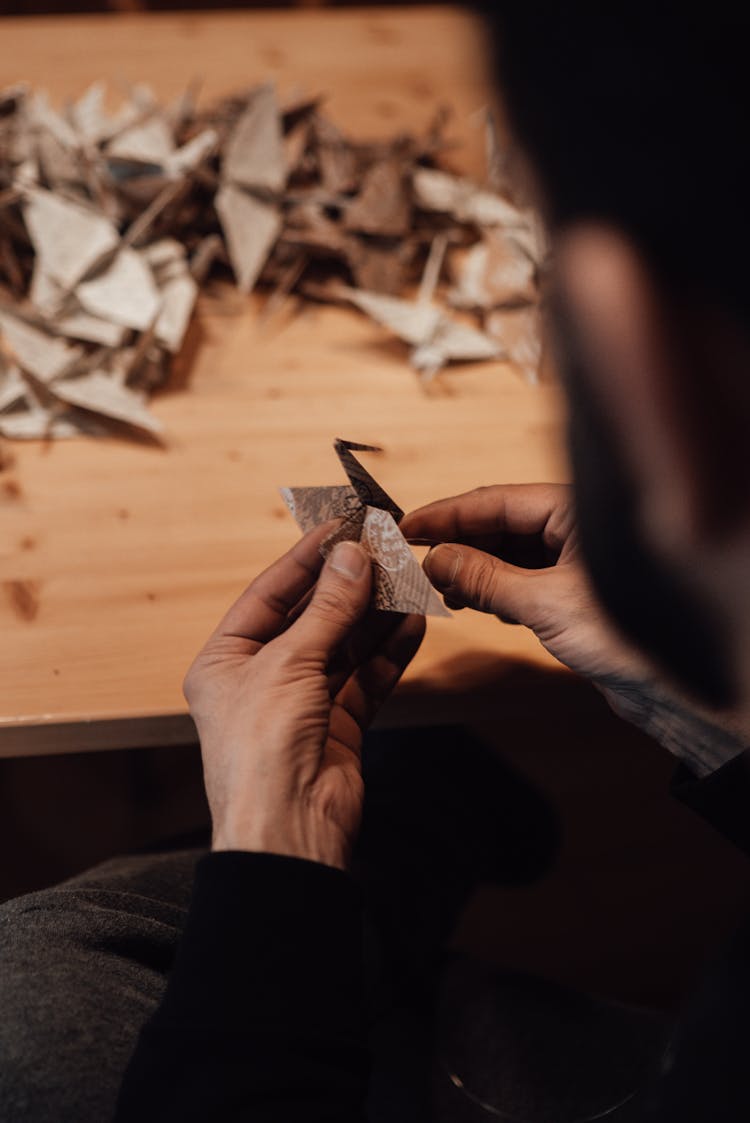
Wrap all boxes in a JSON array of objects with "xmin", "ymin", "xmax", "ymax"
[{"xmin": 281, "ymin": 439, "xmax": 450, "ymax": 617}]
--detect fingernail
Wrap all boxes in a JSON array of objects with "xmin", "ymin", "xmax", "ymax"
[
  {"xmin": 424, "ymin": 544, "xmax": 462, "ymax": 587},
  {"xmin": 330, "ymin": 540, "xmax": 367, "ymax": 579}
]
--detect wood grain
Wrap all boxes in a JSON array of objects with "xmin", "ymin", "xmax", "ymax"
[{"xmin": 0, "ymin": 7, "xmax": 569, "ymax": 755}]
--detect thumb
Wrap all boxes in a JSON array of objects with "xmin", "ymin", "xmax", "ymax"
[
  {"xmin": 424, "ymin": 543, "xmax": 548, "ymax": 627},
  {"xmin": 286, "ymin": 540, "xmax": 372, "ymax": 656}
]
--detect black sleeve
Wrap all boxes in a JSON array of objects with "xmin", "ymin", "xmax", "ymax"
[
  {"xmin": 115, "ymin": 852, "xmax": 368, "ymax": 1123},
  {"xmin": 643, "ymin": 753, "xmax": 750, "ymax": 1119},
  {"xmin": 671, "ymin": 751, "xmax": 750, "ymax": 855},
  {"xmin": 645, "ymin": 909, "xmax": 750, "ymax": 1123}
]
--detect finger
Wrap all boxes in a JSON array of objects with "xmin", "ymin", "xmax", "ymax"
[
  {"xmin": 284, "ymin": 540, "xmax": 373, "ymax": 658},
  {"xmin": 282, "ymin": 584, "xmax": 315, "ymax": 629},
  {"xmin": 330, "ymin": 613, "xmax": 426, "ymax": 743},
  {"xmin": 287, "ymin": 566, "xmax": 413, "ymax": 697},
  {"xmin": 424, "ymin": 542, "xmax": 554, "ymax": 625},
  {"xmin": 325, "ymin": 606, "xmax": 405, "ymax": 698},
  {"xmin": 211, "ymin": 522, "xmax": 335, "ymax": 650},
  {"xmin": 400, "ymin": 484, "xmax": 573, "ymax": 554}
]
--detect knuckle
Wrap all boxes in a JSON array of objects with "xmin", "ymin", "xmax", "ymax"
[
  {"xmin": 182, "ymin": 648, "xmax": 220, "ymax": 707},
  {"xmin": 467, "ymin": 484, "xmax": 498, "ymax": 509},
  {"xmin": 270, "ymin": 643, "xmax": 302, "ymax": 678},
  {"xmin": 466, "ymin": 557, "xmax": 501, "ymax": 614},
  {"xmin": 310, "ymin": 584, "xmax": 357, "ymax": 626},
  {"xmin": 182, "ymin": 662, "xmax": 200, "ymax": 705}
]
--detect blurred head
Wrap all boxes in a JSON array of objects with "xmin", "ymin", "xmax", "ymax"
[{"xmin": 482, "ymin": 5, "xmax": 750, "ymax": 710}]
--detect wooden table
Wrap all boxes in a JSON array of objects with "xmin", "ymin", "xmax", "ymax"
[{"xmin": 0, "ymin": 6, "xmax": 567, "ymax": 756}]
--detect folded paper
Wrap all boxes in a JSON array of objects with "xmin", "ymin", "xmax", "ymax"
[
  {"xmin": 281, "ymin": 438, "xmax": 449, "ymax": 617},
  {"xmin": 0, "ymin": 79, "xmax": 546, "ymax": 442}
]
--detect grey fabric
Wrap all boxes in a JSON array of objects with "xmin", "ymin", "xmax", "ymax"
[
  {"xmin": 0, "ymin": 850, "xmax": 202, "ymax": 1123},
  {"xmin": 0, "ymin": 845, "xmax": 669, "ymax": 1123}
]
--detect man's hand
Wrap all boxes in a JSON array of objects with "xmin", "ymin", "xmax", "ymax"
[
  {"xmin": 402, "ymin": 484, "xmax": 646, "ymax": 685},
  {"xmin": 401, "ymin": 484, "xmax": 747, "ymax": 772},
  {"xmin": 184, "ymin": 523, "xmax": 424, "ymax": 871}
]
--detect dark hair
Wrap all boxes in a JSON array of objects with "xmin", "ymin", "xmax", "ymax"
[{"xmin": 479, "ymin": 6, "xmax": 750, "ymax": 324}]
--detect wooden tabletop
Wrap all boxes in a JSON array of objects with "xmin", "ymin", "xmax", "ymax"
[{"xmin": 0, "ymin": 6, "xmax": 568, "ymax": 756}]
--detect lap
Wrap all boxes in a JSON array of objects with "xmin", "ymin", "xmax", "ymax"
[{"xmin": 0, "ymin": 849, "xmax": 203, "ymax": 1123}]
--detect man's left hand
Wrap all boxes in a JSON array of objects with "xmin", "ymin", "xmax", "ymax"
[{"xmin": 183, "ymin": 523, "xmax": 425, "ymax": 871}]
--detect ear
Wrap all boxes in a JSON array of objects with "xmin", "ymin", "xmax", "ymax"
[{"xmin": 555, "ymin": 224, "xmax": 750, "ymax": 553}]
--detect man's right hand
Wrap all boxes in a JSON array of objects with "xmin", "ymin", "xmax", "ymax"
[
  {"xmin": 401, "ymin": 483, "xmax": 648, "ymax": 688},
  {"xmin": 400, "ymin": 484, "xmax": 747, "ymax": 772}
]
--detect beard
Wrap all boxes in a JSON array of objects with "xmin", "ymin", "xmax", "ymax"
[{"xmin": 554, "ymin": 300, "xmax": 737, "ymax": 710}]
